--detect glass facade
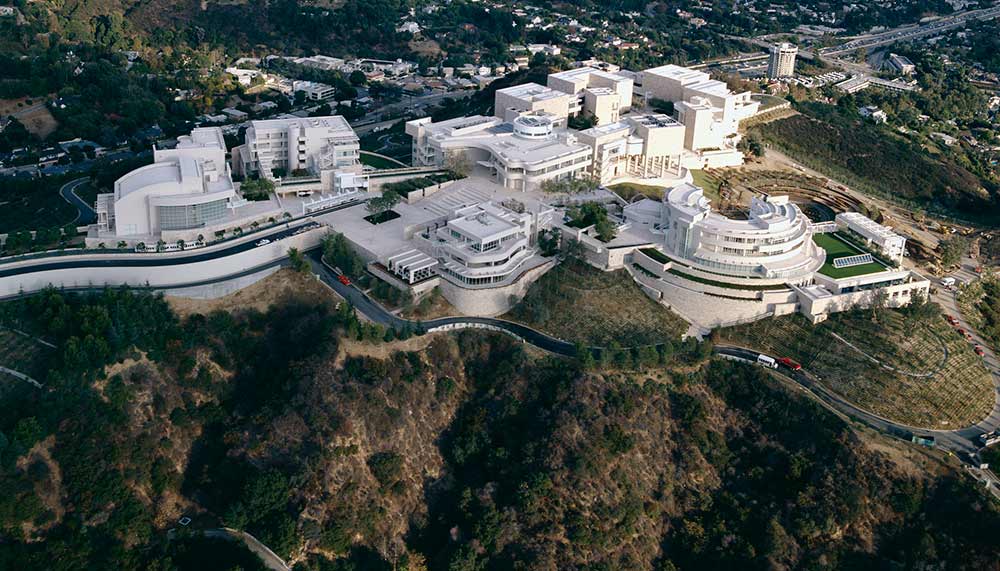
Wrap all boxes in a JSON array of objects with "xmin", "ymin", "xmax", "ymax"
[{"xmin": 159, "ymin": 199, "xmax": 229, "ymax": 230}]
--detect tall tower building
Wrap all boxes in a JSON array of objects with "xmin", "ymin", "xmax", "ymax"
[{"xmin": 768, "ymin": 43, "xmax": 798, "ymax": 79}]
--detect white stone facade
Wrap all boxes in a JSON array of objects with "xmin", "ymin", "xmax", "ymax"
[
  {"xmin": 405, "ymin": 115, "xmax": 592, "ymax": 191},
  {"xmin": 232, "ymin": 116, "xmax": 361, "ymax": 180},
  {"xmin": 95, "ymin": 128, "xmax": 239, "ymax": 241}
]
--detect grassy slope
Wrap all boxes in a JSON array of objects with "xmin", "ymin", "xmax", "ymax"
[
  {"xmin": 505, "ymin": 259, "xmax": 688, "ymax": 347},
  {"xmin": 722, "ymin": 310, "xmax": 995, "ymax": 428},
  {"xmin": 753, "ymin": 104, "xmax": 993, "ymax": 223}
]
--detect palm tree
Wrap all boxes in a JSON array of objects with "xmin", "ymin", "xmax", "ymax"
[
  {"xmin": 196, "ymin": 234, "xmax": 205, "ymax": 245},
  {"xmin": 117, "ymin": 241, "xmax": 127, "ymax": 249},
  {"xmin": 156, "ymin": 240, "xmax": 166, "ymax": 252},
  {"xmin": 177, "ymin": 239, "xmax": 186, "ymax": 251},
  {"xmin": 136, "ymin": 242, "xmax": 147, "ymax": 252}
]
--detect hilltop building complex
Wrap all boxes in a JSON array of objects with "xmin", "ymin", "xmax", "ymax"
[{"xmin": 408, "ymin": 62, "xmax": 761, "ymax": 190}]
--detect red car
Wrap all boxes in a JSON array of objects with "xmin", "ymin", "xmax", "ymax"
[
  {"xmin": 338, "ymin": 274, "xmax": 351, "ymax": 286},
  {"xmin": 957, "ymin": 328, "xmax": 966, "ymax": 336},
  {"xmin": 974, "ymin": 345, "xmax": 985, "ymax": 357},
  {"xmin": 777, "ymin": 357, "xmax": 802, "ymax": 371}
]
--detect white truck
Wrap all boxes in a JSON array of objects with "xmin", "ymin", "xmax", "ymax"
[{"xmin": 757, "ymin": 354, "xmax": 778, "ymax": 369}]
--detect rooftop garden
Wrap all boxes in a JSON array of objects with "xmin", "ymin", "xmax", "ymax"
[{"xmin": 813, "ymin": 232, "xmax": 888, "ymax": 278}]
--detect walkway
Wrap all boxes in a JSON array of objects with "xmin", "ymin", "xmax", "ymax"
[{"xmin": 0, "ymin": 365, "xmax": 42, "ymax": 389}]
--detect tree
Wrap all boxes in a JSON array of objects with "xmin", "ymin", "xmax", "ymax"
[
  {"xmin": 288, "ymin": 247, "xmax": 310, "ymax": 273},
  {"xmin": 575, "ymin": 341, "xmax": 595, "ymax": 370},
  {"xmin": 366, "ymin": 191, "xmax": 402, "ymax": 218},
  {"xmin": 443, "ymin": 152, "xmax": 472, "ymax": 178},
  {"xmin": 349, "ymin": 70, "xmax": 368, "ymax": 86},
  {"xmin": 241, "ymin": 178, "xmax": 275, "ymax": 201},
  {"xmin": 938, "ymin": 236, "xmax": 969, "ymax": 267},
  {"xmin": 868, "ymin": 288, "xmax": 890, "ymax": 323}
]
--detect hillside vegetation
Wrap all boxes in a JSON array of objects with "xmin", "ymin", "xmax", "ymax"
[
  {"xmin": 753, "ymin": 102, "xmax": 995, "ymax": 223},
  {"xmin": 722, "ymin": 307, "xmax": 995, "ymax": 428},
  {"xmin": 0, "ymin": 287, "xmax": 999, "ymax": 570}
]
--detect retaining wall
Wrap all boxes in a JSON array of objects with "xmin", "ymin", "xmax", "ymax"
[
  {"xmin": 0, "ymin": 228, "xmax": 326, "ymax": 299},
  {"xmin": 437, "ymin": 260, "xmax": 555, "ymax": 317}
]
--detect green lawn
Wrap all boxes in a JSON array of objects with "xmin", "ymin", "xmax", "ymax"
[
  {"xmin": 690, "ymin": 170, "xmax": 722, "ymax": 202},
  {"xmin": 359, "ymin": 151, "xmax": 407, "ymax": 169},
  {"xmin": 812, "ymin": 232, "xmax": 887, "ymax": 278}
]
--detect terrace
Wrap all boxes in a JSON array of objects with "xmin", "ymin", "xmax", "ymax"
[{"xmin": 812, "ymin": 232, "xmax": 888, "ymax": 278}]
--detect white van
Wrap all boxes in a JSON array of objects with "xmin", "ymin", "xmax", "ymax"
[
  {"xmin": 941, "ymin": 276, "xmax": 956, "ymax": 287},
  {"xmin": 757, "ymin": 354, "xmax": 778, "ymax": 369}
]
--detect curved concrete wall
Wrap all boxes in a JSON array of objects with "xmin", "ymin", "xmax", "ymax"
[
  {"xmin": 0, "ymin": 228, "xmax": 326, "ymax": 299},
  {"xmin": 437, "ymin": 260, "xmax": 555, "ymax": 317}
]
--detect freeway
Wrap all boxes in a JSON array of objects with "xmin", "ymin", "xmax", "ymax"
[{"xmin": 820, "ymin": 5, "xmax": 1000, "ymax": 57}]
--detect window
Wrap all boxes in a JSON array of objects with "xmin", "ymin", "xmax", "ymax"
[{"xmin": 159, "ymin": 199, "xmax": 229, "ymax": 231}]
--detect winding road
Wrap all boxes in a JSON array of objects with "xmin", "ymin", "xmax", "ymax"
[
  {"xmin": 58, "ymin": 177, "xmax": 96, "ymax": 225},
  {"xmin": 307, "ymin": 250, "xmax": 1000, "ymax": 460}
]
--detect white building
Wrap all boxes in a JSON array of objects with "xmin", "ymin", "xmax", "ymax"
[
  {"xmin": 547, "ymin": 67, "xmax": 634, "ymax": 125},
  {"xmin": 94, "ymin": 128, "xmax": 257, "ymax": 244},
  {"xmin": 406, "ymin": 114, "xmax": 592, "ymax": 191},
  {"xmin": 639, "ymin": 64, "xmax": 759, "ymax": 165},
  {"xmin": 859, "ymin": 105, "xmax": 888, "ymax": 123},
  {"xmin": 631, "ymin": 183, "xmax": 824, "ymax": 280},
  {"xmin": 232, "ymin": 116, "xmax": 361, "ymax": 181},
  {"xmin": 294, "ymin": 55, "xmax": 347, "ymax": 72},
  {"xmin": 576, "ymin": 113, "xmax": 686, "ymax": 182},
  {"xmin": 768, "ymin": 43, "xmax": 798, "ymax": 79},
  {"xmin": 293, "ymin": 80, "xmax": 337, "ymax": 101},
  {"xmin": 226, "ymin": 67, "xmax": 262, "ymax": 86},
  {"xmin": 494, "ymin": 83, "xmax": 576, "ymax": 125},
  {"xmin": 620, "ymin": 183, "xmax": 929, "ymax": 326},
  {"xmin": 409, "ymin": 200, "xmax": 553, "ymax": 287},
  {"xmin": 885, "ymin": 53, "xmax": 915, "ymax": 75},
  {"xmin": 835, "ymin": 212, "xmax": 906, "ymax": 262}
]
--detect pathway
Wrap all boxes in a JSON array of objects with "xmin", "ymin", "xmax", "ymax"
[{"xmin": 0, "ymin": 365, "xmax": 42, "ymax": 389}]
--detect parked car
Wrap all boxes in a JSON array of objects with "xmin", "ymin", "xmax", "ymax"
[
  {"xmin": 255, "ymin": 239, "xmax": 271, "ymax": 247},
  {"xmin": 338, "ymin": 274, "xmax": 351, "ymax": 286},
  {"xmin": 974, "ymin": 345, "xmax": 985, "ymax": 357}
]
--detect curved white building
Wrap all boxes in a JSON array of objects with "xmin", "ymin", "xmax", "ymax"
[
  {"xmin": 98, "ymin": 128, "xmax": 237, "ymax": 239},
  {"xmin": 658, "ymin": 183, "xmax": 824, "ymax": 281}
]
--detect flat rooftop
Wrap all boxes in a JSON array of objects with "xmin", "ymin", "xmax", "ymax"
[
  {"xmin": 249, "ymin": 115, "xmax": 356, "ymax": 135},
  {"xmin": 177, "ymin": 127, "xmax": 225, "ymax": 150},
  {"xmin": 448, "ymin": 206, "xmax": 519, "ymax": 240},
  {"xmin": 496, "ymin": 82, "xmax": 569, "ymax": 102}
]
